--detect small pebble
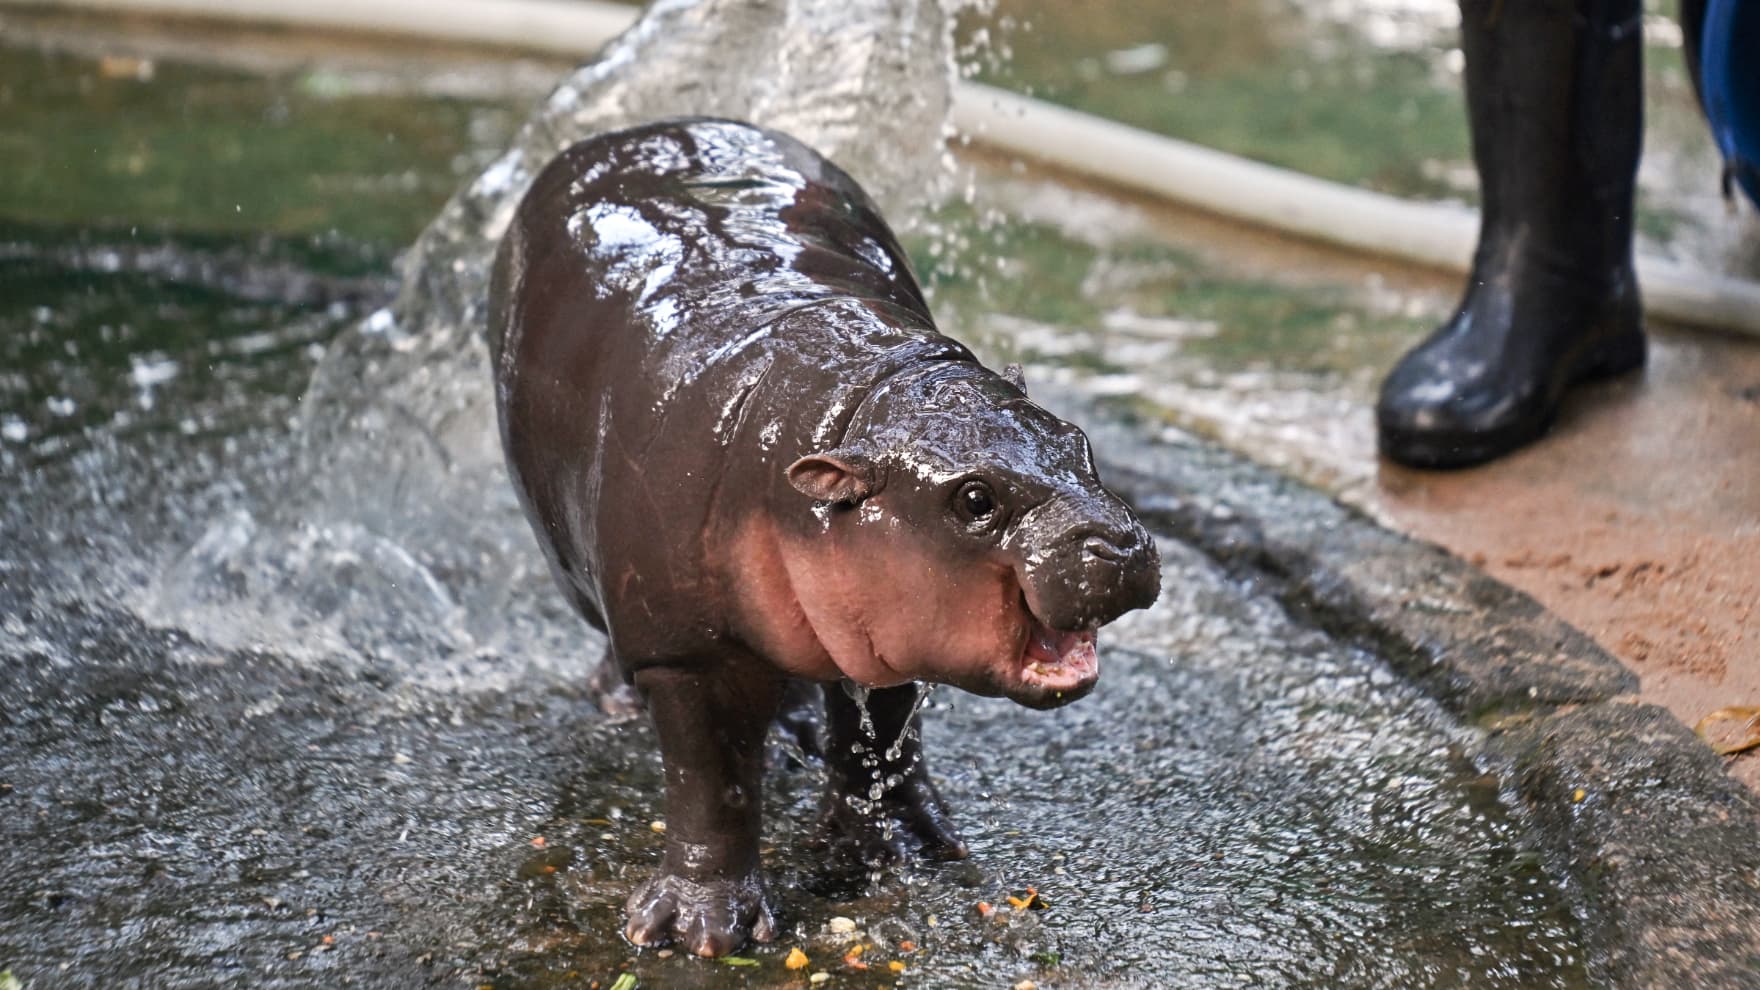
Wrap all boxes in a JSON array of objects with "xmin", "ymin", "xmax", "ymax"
[
  {"xmin": 809, "ymin": 974, "xmax": 830, "ymax": 985},
  {"xmin": 828, "ymin": 916, "xmax": 857, "ymax": 934},
  {"xmin": 649, "ymin": 820, "xmax": 666, "ymax": 833},
  {"xmin": 392, "ymin": 753, "xmax": 413, "ymax": 765},
  {"xmin": 657, "ymin": 949, "xmax": 674, "ymax": 959},
  {"xmin": 1014, "ymin": 981, "xmax": 1038, "ymax": 990}
]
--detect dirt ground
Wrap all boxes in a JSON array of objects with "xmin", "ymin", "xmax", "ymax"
[{"xmin": 1371, "ymin": 326, "xmax": 1760, "ymax": 790}]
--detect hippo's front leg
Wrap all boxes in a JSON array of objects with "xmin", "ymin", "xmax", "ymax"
[
  {"xmin": 625, "ymin": 659, "xmax": 783, "ymax": 957},
  {"xmin": 822, "ymin": 683, "xmax": 969, "ymax": 864}
]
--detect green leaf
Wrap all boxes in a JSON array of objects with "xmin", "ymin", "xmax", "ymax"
[
  {"xmin": 718, "ymin": 956, "xmax": 761, "ymax": 967},
  {"xmin": 608, "ymin": 973, "xmax": 637, "ymax": 990},
  {"xmin": 0, "ymin": 970, "xmax": 24, "ymax": 990}
]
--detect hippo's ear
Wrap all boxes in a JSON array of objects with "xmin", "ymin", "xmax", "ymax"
[
  {"xmin": 1002, "ymin": 363, "xmax": 1028, "ymax": 396},
  {"xmin": 786, "ymin": 450, "xmax": 876, "ymax": 505}
]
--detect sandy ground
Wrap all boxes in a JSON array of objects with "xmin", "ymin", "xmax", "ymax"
[{"xmin": 1372, "ymin": 326, "xmax": 1760, "ymax": 789}]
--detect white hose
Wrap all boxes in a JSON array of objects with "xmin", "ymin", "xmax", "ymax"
[
  {"xmin": 9, "ymin": 0, "xmax": 1760, "ymax": 336},
  {"xmin": 953, "ymin": 83, "xmax": 1760, "ymax": 337},
  {"xmin": 8, "ymin": 0, "xmax": 639, "ymax": 52}
]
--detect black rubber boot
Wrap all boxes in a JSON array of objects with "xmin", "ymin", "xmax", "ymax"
[
  {"xmin": 1680, "ymin": 0, "xmax": 1707, "ymax": 109},
  {"xmin": 1376, "ymin": 0, "xmax": 1647, "ymax": 469}
]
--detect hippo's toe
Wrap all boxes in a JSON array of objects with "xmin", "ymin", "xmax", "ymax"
[{"xmin": 624, "ymin": 871, "xmax": 776, "ymax": 957}]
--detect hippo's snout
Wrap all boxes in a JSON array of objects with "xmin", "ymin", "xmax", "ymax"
[{"xmin": 1020, "ymin": 503, "xmax": 1161, "ymax": 632}]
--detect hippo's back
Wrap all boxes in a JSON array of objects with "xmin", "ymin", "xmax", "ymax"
[{"xmin": 490, "ymin": 118, "xmax": 932, "ymax": 378}]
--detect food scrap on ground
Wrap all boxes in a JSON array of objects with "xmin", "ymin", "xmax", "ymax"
[
  {"xmin": 785, "ymin": 947, "xmax": 809, "ymax": 970},
  {"xmin": 608, "ymin": 973, "xmax": 638, "ymax": 990},
  {"xmin": 1696, "ymin": 706, "xmax": 1760, "ymax": 755}
]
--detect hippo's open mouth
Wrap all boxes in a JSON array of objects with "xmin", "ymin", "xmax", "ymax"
[{"xmin": 1017, "ymin": 611, "xmax": 1099, "ymax": 698}]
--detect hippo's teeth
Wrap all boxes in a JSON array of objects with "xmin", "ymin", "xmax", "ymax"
[{"xmin": 1018, "ymin": 618, "xmax": 1100, "ymax": 693}]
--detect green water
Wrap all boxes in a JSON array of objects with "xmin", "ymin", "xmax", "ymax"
[{"xmin": 0, "ymin": 43, "xmax": 522, "ymax": 244}]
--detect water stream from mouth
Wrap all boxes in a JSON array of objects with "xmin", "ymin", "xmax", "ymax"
[{"xmin": 1, "ymin": 1, "xmax": 1591, "ymax": 986}]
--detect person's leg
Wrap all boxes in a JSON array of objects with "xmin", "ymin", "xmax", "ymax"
[{"xmin": 1377, "ymin": 0, "xmax": 1645, "ymax": 469}]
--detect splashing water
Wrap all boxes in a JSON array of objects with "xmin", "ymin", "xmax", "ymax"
[{"xmin": 147, "ymin": 0, "xmax": 964, "ymax": 665}]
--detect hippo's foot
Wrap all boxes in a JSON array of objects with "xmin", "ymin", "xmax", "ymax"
[
  {"xmin": 624, "ymin": 871, "xmax": 778, "ymax": 957},
  {"xmin": 773, "ymin": 678, "xmax": 826, "ymax": 764},
  {"xmin": 588, "ymin": 654, "xmax": 643, "ymax": 719},
  {"xmin": 822, "ymin": 774, "xmax": 968, "ymax": 866}
]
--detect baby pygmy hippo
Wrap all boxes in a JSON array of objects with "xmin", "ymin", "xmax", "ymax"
[{"xmin": 488, "ymin": 118, "xmax": 1160, "ymax": 956}]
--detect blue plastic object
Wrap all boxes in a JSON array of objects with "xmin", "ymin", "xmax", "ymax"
[{"xmin": 1699, "ymin": 0, "xmax": 1760, "ymax": 209}]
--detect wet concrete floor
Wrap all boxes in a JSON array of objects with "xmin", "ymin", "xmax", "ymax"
[{"xmin": 0, "ymin": 495, "xmax": 1590, "ymax": 987}]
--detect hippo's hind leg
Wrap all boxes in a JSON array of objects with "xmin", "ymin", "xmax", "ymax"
[
  {"xmin": 587, "ymin": 649, "xmax": 643, "ymax": 719},
  {"xmin": 570, "ymin": 589, "xmax": 642, "ymax": 718},
  {"xmin": 821, "ymin": 682, "xmax": 968, "ymax": 865},
  {"xmin": 624, "ymin": 657, "xmax": 783, "ymax": 957},
  {"xmin": 772, "ymin": 677, "xmax": 825, "ymax": 761}
]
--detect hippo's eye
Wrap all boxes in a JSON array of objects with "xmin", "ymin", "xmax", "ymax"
[{"xmin": 954, "ymin": 480, "xmax": 998, "ymax": 524}]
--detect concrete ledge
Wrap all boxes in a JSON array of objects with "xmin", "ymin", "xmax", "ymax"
[
  {"xmin": 1101, "ymin": 454, "xmax": 1636, "ymax": 720},
  {"xmin": 1491, "ymin": 702, "xmax": 1760, "ymax": 988}
]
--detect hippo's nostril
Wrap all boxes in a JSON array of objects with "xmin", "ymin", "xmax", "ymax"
[{"xmin": 1082, "ymin": 535, "xmax": 1129, "ymax": 563}]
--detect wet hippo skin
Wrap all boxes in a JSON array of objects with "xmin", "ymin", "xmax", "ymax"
[{"xmin": 488, "ymin": 118, "xmax": 1160, "ymax": 957}]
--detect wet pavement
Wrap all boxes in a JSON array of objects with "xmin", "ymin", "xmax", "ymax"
[
  {"xmin": 0, "ymin": 493, "xmax": 1590, "ymax": 987},
  {"xmin": 2, "ymin": 0, "xmax": 1758, "ymax": 985}
]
